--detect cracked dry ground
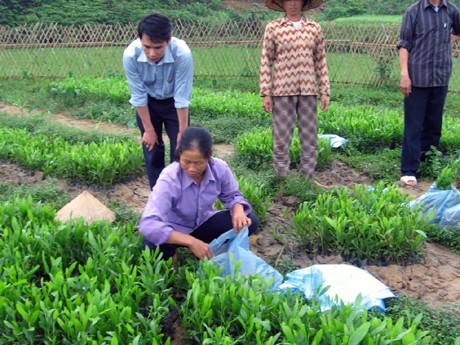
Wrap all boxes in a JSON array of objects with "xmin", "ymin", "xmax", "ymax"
[{"xmin": 1, "ymin": 103, "xmax": 459, "ymax": 311}]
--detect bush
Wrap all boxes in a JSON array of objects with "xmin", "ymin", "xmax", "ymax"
[
  {"xmin": 291, "ymin": 183, "xmax": 428, "ymax": 265},
  {"xmin": 234, "ymin": 127, "xmax": 333, "ymax": 171}
]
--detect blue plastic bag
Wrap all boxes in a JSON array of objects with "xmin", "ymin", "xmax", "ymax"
[
  {"xmin": 209, "ymin": 228, "xmax": 284, "ymax": 290},
  {"xmin": 277, "ymin": 264, "xmax": 395, "ymax": 312},
  {"xmin": 318, "ymin": 134, "xmax": 349, "ymax": 148},
  {"xmin": 408, "ymin": 182, "xmax": 460, "ymax": 226}
]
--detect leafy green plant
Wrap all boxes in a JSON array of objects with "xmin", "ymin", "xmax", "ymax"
[
  {"xmin": 318, "ymin": 103, "xmax": 403, "ymax": 153},
  {"xmin": 384, "ymin": 296, "xmax": 460, "ymax": 345},
  {"xmin": 235, "ymin": 128, "xmax": 334, "ymax": 171},
  {"xmin": 278, "ymin": 173, "xmax": 320, "ymax": 203},
  {"xmin": 0, "ymin": 127, "xmax": 143, "ymax": 186},
  {"xmin": 425, "ymin": 224, "xmax": 460, "ymax": 252},
  {"xmin": 48, "ymin": 77, "xmax": 129, "ymax": 105},
  {"xmin": 291, "ymin": 183, "xmax": 428, "ymax": 265},
  {"xmin": 214, "ymin": 177, "xmax": 271, "ymax": 224},
  {"xmin": 178, "ymin": 260, "xmax": 432, "ymax": 343},
  {"xmin": 0, "ymin": 195, "xmax": 176, "ymax": 344},
  {"xmin": 418, "ymin": 146, "xmax": 445, "ymax": 178},
  {"xmin": 236, "ymin": 178, "xmax": 271, "ymax": 222},
  {"xmin": 436, "ymin": 167, "xmax": 454, "ymax": 190}
]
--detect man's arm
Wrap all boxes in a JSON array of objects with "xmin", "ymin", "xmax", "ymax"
[
  {"xmin": 176, "ymin": 107, "xmax": 189, "ymax": 148},
  {"xmin": 137, "ymin": 105, "xmax": 158, "ymax": 151},
  {"xmin": 399, "ymin": 47, "xmax": 412, "ymax": 98},
  {"xmin": 171, "ymin": 43, "xmax": 193, "ymax": 146},
  {"xmin": 452, "ymin": 34, "xmax": 459, "ymax": 44},
  {"xmin": 123, "ymin": 43, "xmax": 158, "ymax": 150}
]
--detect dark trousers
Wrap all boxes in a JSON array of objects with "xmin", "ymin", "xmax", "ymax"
[
  {"xmin": 137, "ymin": 96, "xmax": 189, "ymax": 190},
  {"xmin": 401, "ymin": 86, "xmax": 448, "ymax": 177},
  {"xmin": 142, "ymin": 210, "xmax": 259, "ymax": 260}
]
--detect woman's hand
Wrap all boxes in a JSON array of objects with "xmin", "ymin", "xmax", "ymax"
[
  {"xmin": 166, "ymin": 231, "xmax": 213, "ymax": 260},
  {"xmin": 189, "ymin": 237, "xmax": 213, "ymax": 260},
  {"xmin": 320, "ymin": 94, "xmax": 329, "ymax": 112},
  {"xmin": 262, "ymin": 96, "xmax": 273, "ymax": 114},
  {"xmin": 231, "ymin": 204, "xmax": 251, "ymax": 232}
]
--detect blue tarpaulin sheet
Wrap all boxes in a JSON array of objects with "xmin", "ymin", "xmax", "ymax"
[
  {"xmin": 278, "ymin": 264, "xmax": 395, "ymax": 312},
  {"xmin": 209, "ymin": 230, "xmax": 395, "ymax": 312},
  {"xmin": 408, "ymin": 182, "xmax": 460, "ymax": 227}
]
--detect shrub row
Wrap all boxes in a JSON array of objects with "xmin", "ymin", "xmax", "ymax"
[
  {"xmin": 0, "ymin": 195, "xmax": 433, "ymax": 344},
  {"xmin": 0, "ymin": 127, "xmax": 143, "ymax": 186},
  {"xmin": 292, "ymin": 183, "xmax": 429, "ymax": 265},
  {"xmin": 234, "ymin": 127, "xmax": 333, "ymax": 171}
]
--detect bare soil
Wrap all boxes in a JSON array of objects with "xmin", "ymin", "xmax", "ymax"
[{"xmin": 1, "ymin": 103, "xmax": 459, "ymax": 310}]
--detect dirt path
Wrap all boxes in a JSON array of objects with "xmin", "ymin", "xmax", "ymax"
[{"xmin": 1, "ymin": 102, "xmax": 459, "ymax": 310}]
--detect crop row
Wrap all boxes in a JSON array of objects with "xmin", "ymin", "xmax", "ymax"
[
  {"xmin": 0, "ymin": 126, "xmax": 143, "ymax": 186},
  {"xmin": 292, "ymin": 183, "xmax": 429, "ymax": 265},
  {"xmin": 47, "ymin": 77, "xmax": 460, "ymax": 155},
  {"xmin": 0, "ymin": 195, "xmax": 433, "ymax": 344}
]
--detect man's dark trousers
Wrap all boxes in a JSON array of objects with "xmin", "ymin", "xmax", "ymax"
[
  {"xmin": 401, "ymin": 86, "xmax": 448, "ymax": 177},
  {"xmin": 137, "ymin": 96, "xmax": 185, "ymax": 190}
]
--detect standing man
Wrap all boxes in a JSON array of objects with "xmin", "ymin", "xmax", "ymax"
[
  {"xmin": 260, "ymin": 0, "xmax": 330, "ymax": 179},
  {"xmin": 398, "ymin": 0, "xmax": 459, "ymax": 186},
  {"xmin": 123, "ymin": 12, "xmax": 193, "ymax": 190}
]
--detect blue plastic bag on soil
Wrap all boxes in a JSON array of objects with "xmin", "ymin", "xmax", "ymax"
[
  {"xmin": 408, "ymin": 182, "xmax": 460, "ymax": 226},
  {"xmin": 277, "ymin": 264, "xmax": 395, "ymax": 312},
  {"xmin": 318, "ymin": 134, "xmax": 348, "ymax": 148},
  {"xmin": 209, "ymin": 227, "xmax": 284, "ymax": 290}
]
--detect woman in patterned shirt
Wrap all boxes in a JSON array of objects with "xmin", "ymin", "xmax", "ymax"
[{"xmin": 260, "ymin": 0, "xmax": 330, "ymax": 179}]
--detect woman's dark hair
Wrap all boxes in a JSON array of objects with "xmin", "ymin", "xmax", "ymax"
[
  {"xmin": 138, "ymin": 13, "xmax": 172, "ymax": 42},
  {"xmin": 176, "ymin": 126, "xmax": 213, "ymax": 160}
]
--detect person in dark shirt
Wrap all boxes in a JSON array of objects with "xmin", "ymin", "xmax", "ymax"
[{"xmin": 397, "ymin": 0, "xmax": 460, "ymax": 186}]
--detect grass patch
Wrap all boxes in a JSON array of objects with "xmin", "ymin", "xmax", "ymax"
[
  {"xmin": 336, "ymin": 148, "xmax": 401, "ymax": 184},
  {"xmin": 0, "ymin": 179, "xmax": 71, "ymax": 210},
  {"xmin": 384, "ymin": 295, "xmax": 460, "ymax": 345},
  {"xmin": 334, "ymin": 15, "xmax": 402, "ymax": 24}
]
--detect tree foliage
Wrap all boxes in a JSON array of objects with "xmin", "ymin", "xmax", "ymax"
[
  {"xmin": 322, "ymin": 0, "xmax": 460, "ymax": 21},
  {"xmin": 0, "ymin": 0, "xmax": 272, "ymax": 26},
  {"xmin": 322, "ymin": 0, "xmax": 366, "ymax": 21},
  {"xmin": 2, "ymin": 0, "xmax": 460, "ymax": 26}
]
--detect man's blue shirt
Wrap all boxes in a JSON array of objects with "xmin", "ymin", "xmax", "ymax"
[{"xmin": 123, "ymin": 37, "xmax": 193, "ymax": 109}]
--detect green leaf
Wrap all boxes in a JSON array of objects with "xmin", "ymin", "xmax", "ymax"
[{"xmin": 348, "ymin": 322, "xmax": 370, "ymax": 345}]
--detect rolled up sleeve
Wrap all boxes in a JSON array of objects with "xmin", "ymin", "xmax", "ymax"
[
  {"xmin": 123, "ymin": 53, "xmax": 148, "ymax": 107},
  {"xmin": 173, "ymin": 50, "xmax": 193, "ymax": 109},
  {"xmin": 453, "ymin": 6, "xmax": 460, "ymax": 36},
  {"xmin": 397, "ymin": 11, "xmax": 413, "ymax": 51}
]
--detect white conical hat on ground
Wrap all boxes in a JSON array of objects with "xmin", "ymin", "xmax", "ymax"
[{"xmin": 54, "ymin": 190, "xmax": 115, "ymax": 224}]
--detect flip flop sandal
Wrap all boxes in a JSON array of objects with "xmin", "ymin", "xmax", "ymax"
[{"xmin": 400, "ymin": 176, "xmax": 417, "ymax": 186}]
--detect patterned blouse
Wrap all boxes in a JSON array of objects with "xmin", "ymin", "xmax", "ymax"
[{"xmin": 260, "ymin": 16, "xmax": 330, "ymax": 97}]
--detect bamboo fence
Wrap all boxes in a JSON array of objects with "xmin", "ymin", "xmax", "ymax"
[{"xmin": 0, "ymin": 19, "xmax": 459, "ymax": 90}]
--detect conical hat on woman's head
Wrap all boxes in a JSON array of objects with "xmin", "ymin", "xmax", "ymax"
[{"xmin": 265, "ymin": 0, "xmax": 324, "ymax": 12}]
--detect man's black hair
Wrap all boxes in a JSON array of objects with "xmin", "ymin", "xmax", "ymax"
[{"xmin": 138, "ymin": 13, "xmax": 172, "ymax": 42}]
